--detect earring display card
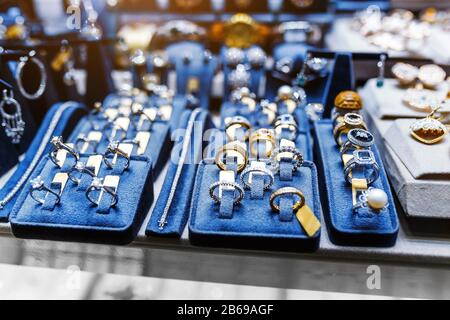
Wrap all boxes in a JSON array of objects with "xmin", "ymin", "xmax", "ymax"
[
  {"xmin": 146, "ymin": 109, "xmax": 214, "ymax": 237},
  {"xmin": 10, "ymin": 155, "xmax": 154, "ymax": 245},
  {"xmin": 189, "ymin": 160, "xmax": 322, "ymax": 252},
  {"xmin": 361, "ymin": 79, "xmax": 449, "ymax": 120},
  {"xmin": 0, "ymin": 102, "xmax": 86, "ymax": 221},
  {"xmin": 313, "ymin": 120, "xmax": 399, "ymax": 247}
]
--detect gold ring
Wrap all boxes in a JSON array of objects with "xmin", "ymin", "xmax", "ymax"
[
  {"xmin": 333, "ymin": 113, "xmax": 367, "ymax": 146},
  {"xmin": 249, "ymin": 128, "xmax": 277, "ymax": 158},
  {"xmin": 215, "ymin": 142, "xmax": 248, "ymax": 173},
  {"xmin": 224, "ymin": 116, "xmax": 252, "ymax": 142},
  {"xmin": 270, "ymin": 187, "xmax": 305, "ymax": 212}
]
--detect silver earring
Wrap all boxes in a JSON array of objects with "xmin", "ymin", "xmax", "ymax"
[{"xmin": 0, "ymin": 90, "xmax": 25, "ymax": 144}]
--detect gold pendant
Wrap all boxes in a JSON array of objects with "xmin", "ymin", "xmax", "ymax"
[{"xmin": 410, "ymin": 111, "xmax": 448, "ymax": 144}]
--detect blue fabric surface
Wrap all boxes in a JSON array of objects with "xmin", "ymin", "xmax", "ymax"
[
  {"xmin": 0, "ymin": 102, "xmax": 86, "ymax": 221},
  {"xmin": 322, "ymin": 52, "xmax": 355, "ymax": 118},
  {"xmin": 313, "ymin": 120, "xmax": 399, "ymax": 247},
  {"xmin": 166, "ymin": 41, "xmax": 218, "ymax": 110},
  {"xmin": 10, "ymin": 154, "xmax": 154, "ymax": 245},
  {"xmin": 146, "ymin": 109, "xmax": 215, "ymax": 237},
  {"xmin": 189, "ymin": 160, "xmax": 322, "ymax": 252}
]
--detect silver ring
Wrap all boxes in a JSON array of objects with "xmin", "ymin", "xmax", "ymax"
[
  {"xmin": 85, "ymin": 177, "xmax": 118, "ymax": 207},
  {"xmin": 15, "ymin": 51, "xmax": 47, "ymax": 100},
  {"xmin": 268, "ymin": 146, "xmax": 304, "ymax": 173},
  {"xmin": 49, "ymin": 136, "xmax": 80, "ymax": 168},
  {"xmin": 29, "ymin": 176, "xmax": 61, "ymax": 205},
  {"xmin": 344, "ymin": 150, "xmax": 380, "ymax": 185},
  {"xmin": 68, "ymin": 162, "xmax": 96, "ymax": 185},
  {"xmin": 340, "ymin": 129, "xmax": 374, "ymax": 157},
  {"xmin": 247, "ymin": 47, "xmax": 267, "ymax": 69},
  {"xmin": 209, "ymin": 181, "xmax": 245, "ymax": 205},
  {"xmin": 103, "ymin": 141, "xmax": 130, "ymax": 171},
  {"xmin": 224, "ymin": 47, "xmax": 245, "ymax": 69},
  {"xmin": 240, "ymin": 167, "xmax": 275, "ymax": 191}
]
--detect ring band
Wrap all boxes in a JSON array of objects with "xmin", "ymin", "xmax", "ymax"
[
  {"xmin": 86, "ymin": 178, "xmax": 119, "ymax": 207},
  {"xmin": 209, "ymin": 181, "xmax": 245, "ymax": 205},
  {"xmin": 30, "ymin": 176, "xmax": 61, "ymax": 205},
  {"xmin": 225, "ymin": 116, "xmax": 252, "ymax": 142},
  {"xmin": 333, "ymin": 113, "xmax": 367, "ymax": 146},
  {"xmin": 103, "ymin": 142, "xmax": 131, "ymax": 171},
  {"xmin": 215, "ymin": 143, "xmax": 248, "ymax": 173},
  {"xmin": 249, "ymin": 129, "xmax": 277, "ymax": 158},
  {"xmin": 269, "ymin": 187, "xmax": 305, "ymax": 212},
  {"xmin": 75, "ymin": 134, "xmax": 100, "ymax": 153},
  {"xmin": 68, "ymin": 162, "xmax": 96, "ymax": 185},
  {"xmin": 240, "ymin": 166, "xmax": 275, "ymax": 190},
  {"xmin": 268, "ymin": 146, "xmax": 304, "ymax": 173},
  {"xmin": 49, "ymin": 136, "xmax": 80, "ymax": 168}
]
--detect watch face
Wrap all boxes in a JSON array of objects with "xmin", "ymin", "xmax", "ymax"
[
  {"xmin": 289, "ymin": 0, "xmax": 314, "ymax": 8},
  {"xmin": 174, "ymin": 0, "xmax": 203, "ymax": 9}
]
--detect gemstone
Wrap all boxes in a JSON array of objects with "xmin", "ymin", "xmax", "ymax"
[
  {"xmin": 30, "ymin": 176, "xmax": 44, "ymax": 189},
  {"xmin": 367, "ymin": 188, "xmax": 388, "ymax": 210}
]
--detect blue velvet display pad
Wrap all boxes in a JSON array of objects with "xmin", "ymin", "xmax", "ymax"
[
  {"xmin": 67, "ymin": 115, "xmax": 171, "ymax": 179},
  {"xmin": 166, "ymin": 41, "xmax": 218, "ymax": 110},
  {"xmin": 189, "ymin": 161, "xmax": 321, "ymax": 252},
  {"xmin": 0, "ymin": 102, "xmax": 86, "ymax": 222},
  {"xmin": 102, "ymin": 93, "xmax": 188, "ymax": 132},
  {"xmin": 10, "ymin": 155, "xmax": 154, "ymax": 245},
  {"xmin": 313, "ymin": 120, "xmax": 399, "ymax": 247},
  {"xmin": 146, "ymin": 109, "xmax": 215, "ymax": 237}
]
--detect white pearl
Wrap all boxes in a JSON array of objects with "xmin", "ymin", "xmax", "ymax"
[
  {"xmin": 367, "ymin": 189, "xmax": 388, "ymax": 210},
  {"xmin": 278, "ymin": 85, "xmax": 293, "ymax": 100}
]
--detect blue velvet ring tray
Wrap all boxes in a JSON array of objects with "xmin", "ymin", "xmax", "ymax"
[
  {"xmin": 313, "ymin": 119, "xmax": 399, "ymax": 247},
  {"xmin": 188, "ymin": 160, "xmax": 322, "ymax": 252},
  {"xmin": 10, "ymin": 154, "xmax": 154, "ymax": 245},
  {"xmin": 67, "ymin": 114, "xmax": 171, "ymax": 179},
  {"xmin": 146, "ymin": 108, "xmax": 215, "ymax": 237},
  {"xmin": 0, "ymin": 102, "xmax": 86, "ymax": 222}
]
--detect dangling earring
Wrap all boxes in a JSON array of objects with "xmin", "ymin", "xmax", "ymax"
[{"xmin": 0, "ymin": 90, "xmax": 25, "ymax": 144}]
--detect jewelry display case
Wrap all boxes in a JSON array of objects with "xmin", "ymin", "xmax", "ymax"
[{"xmin": 0, "ymin": 0, "xmax": 449, "ymax": 300}]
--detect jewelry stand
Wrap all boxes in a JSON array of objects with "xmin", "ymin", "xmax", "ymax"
[{"xmin": 361, "ymin": 84, "xmax": 450, "ymax": 219}]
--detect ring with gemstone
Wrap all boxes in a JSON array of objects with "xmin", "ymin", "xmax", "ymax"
[
  {"xmin": 340, "ymin": 128, "xmax": 375, "ymax": 156},
  {"xmin": 68, "ymin": 162, "xmax": 96, "ymax": 185},
  {"xmin": 86, "ymin": 177, "xmax": 118, "ymax": 207},
  {"xmin": 343, "ymin": 150, "xmax": 380, "ymax": 186},
  {"xmin": 209, "ymin": 181, "xmax": 245, "ymax": 205},
  {"xmin": 29, "ymin": 176, "xmax": 61, "ymax": 205},
  {"xmin": 333, "ymin": 113, "xmax": 368, "ymax": 146},
  {"xmin": 49, "ymin": 136, "xmax": 80, "ymax": 168},
  {"xmin": 103, "ymin": 141, "xmax": 131, "ymax": 171},
  {"xmin": 240, "ymin": 166, "xmax": 275, "ymax": 190}
]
